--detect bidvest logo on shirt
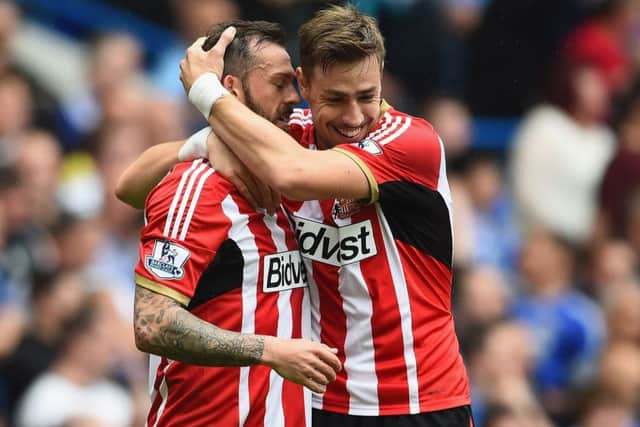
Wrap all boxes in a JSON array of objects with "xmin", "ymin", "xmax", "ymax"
[
  {"xmin": 293, "ymin": 217, "xmax": 378, "ymax": 267},
  {"xmin": 263, "ymin": 250, "xmax": 308, "ymax": 293},
  {"xmin": 145, "ymin": 240, "xmax": 190, "ymax": 280}
]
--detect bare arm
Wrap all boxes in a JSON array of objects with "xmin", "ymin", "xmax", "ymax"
[
  {"xmin": 116, "ymin": 141, "xmax": 183, "ymax": 209},
  {"xmin": 180, "ymin": 34, "xmax": 371, "ymax": 202},
  {"xmin": 134, "ymin": 286, "xmax": 341, "ymax": 392},
  {"xmin": 207, "ymin": 98, "xmax": 371, "ymax": 202}
]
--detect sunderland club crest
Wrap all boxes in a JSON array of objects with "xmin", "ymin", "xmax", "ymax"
[
  {"xmin": 145, "ymin": 240, "xmax": 190, "ymax": 280},
  {"xmin": 332, "ymin": 198, "xmax": 362, "ymax": 220}
]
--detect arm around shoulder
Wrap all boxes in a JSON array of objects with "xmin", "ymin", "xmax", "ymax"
[{"xmin": 115, "ymin": 141, "xmax": 184, "ymax": 209}]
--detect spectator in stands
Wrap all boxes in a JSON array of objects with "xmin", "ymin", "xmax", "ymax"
[
  {"xmin": 510, "ymin": 58, "xmax": 615, "ymax": 246},
  {"xmin": 559, "ymin": 0, "xmax": 639, "ymax": 96},
  {"xmin": 462, "ymin": 153, "xmax": 521, "ymax": 276},
  {"xmin": 86, "ymin": 124, "xmax": 147, "ymax": 321},
  {"xmin": 1, "ymin": 271, "xmax": 85, "ymax": 423},
  {"xmin": 0, "ymin": 73, "xmax": 32, "ymax": 165},
  {"xmin": 152, "ymin": 0, "xmax": 239, "ymax": 100},
  {"xmin": 15, "ymin": 130, "xmax": 62, "ymax": 227},
  {"xmin": 57, "ymin": 33, "xmax": 144, "ymax": 150},
  {"xmin": 588, "ymin": 239, "xmax": 638, "ymax": 298},
  {"xmin": 15, "ymin": 295, "xmax": 133, "ymax": 427},
  {"xmin": 421, "ymin": 96, "xmax": 472, "ymax": 168},
  {"xmin": 604, "ymin": 283, "xmax": 640, "ymax": 346},
  {"xmin": 512, "ymin": 229, "xmax": 605, "ymax": 423},
  {"xmin": 599, "ymin": 84, "xmax": 640, "ymax": 241}
]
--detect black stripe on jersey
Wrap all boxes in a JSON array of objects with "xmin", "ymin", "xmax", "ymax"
[
  {"xmin": 188, "ymin": 239, "xmax": 244, "ymax": 310},
  {"xmin": 378, "ymin": 181, "xmax": 452, "ymax": 269}
]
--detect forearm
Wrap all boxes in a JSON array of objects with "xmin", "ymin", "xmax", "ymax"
[
  {"xmin": 116, "ymin": 141, "xmax": 183, "ymax": 209},
  {"xmin": 134, "ymin": 286, "xmax": 264, "ymax": 366},
  {"xmin": 208, "ymin": 96, "xmax": 305, "ymax": 191}
]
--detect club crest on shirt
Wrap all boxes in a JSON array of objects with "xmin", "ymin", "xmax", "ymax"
[
  {"xmin": 332, "ymin": 198, "xmax": 362, "ymax": 220},
  {"xmin": 354, "ymin": 138, "xmax": 382, "ymax": 155},
  {"xmin": 145, "ymin": 240, "xmax": 190, "ymax": 280}
]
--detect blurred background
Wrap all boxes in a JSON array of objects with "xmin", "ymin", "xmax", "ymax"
[{"xmin": 0, "ymin": 0, "xmax": 638, "ymax": 426}]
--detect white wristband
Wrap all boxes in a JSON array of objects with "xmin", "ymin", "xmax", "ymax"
[
  {"xmin": 178, "ymin": 127, "xmax": 213, "ymax": 161},
  {"xmin": 188, "ymin": 72, "xmax": 229, "ymax": 118}
]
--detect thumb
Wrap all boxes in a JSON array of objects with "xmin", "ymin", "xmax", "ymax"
[{"xmin": 216, "ymin": 26, "xmax": 237, "ymax": 51}]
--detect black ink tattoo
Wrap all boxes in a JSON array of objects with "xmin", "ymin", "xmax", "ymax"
[{"xmin": 134, "ymin": 286, "xmax": 264, "ymax": 366}]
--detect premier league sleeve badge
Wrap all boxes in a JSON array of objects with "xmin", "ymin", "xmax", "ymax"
[{"xmin": 145, "ymin": 240, "xmax": 191, "ymax": 280}]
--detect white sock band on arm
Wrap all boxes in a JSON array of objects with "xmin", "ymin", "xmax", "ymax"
[
  {"xmin": 187, "ymin": 72, "xmax": 229, "ymax": 118},
  {"xmin": 178, "ymin": 126, "xmax": 213, "ymax": 161}
]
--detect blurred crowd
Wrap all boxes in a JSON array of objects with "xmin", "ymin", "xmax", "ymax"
[{"xmin": 0, "ymin": 0, "xmax": 638, "ymax": 426}]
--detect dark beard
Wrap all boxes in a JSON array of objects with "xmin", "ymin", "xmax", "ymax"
[{"xmin": 242, "ymin": 78, "xmax": 268, "ymax": 120}]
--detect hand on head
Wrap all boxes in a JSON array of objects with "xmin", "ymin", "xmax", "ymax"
[{"xmin": 180, "ymin": 26, "xmax": 236, "ymax": 93}]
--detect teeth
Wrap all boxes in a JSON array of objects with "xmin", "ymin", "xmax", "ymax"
[{"xmin": 337, "ymin": 127, "xmax": 362, "ymax": 138}]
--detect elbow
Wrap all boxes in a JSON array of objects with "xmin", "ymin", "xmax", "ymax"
[
  {"xmin": 115, "ymin": 176, "xmax": 144, "ymax": 210},
  {"xmin": 114, "ymin": 178, "xmax": 128, "ymax": 204},
  {"xmin": 133, "ymin": 322, "xmax": 152, "ymax": 353}
]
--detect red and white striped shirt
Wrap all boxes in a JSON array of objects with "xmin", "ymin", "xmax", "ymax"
[
  {"xmin": 134, "ymin": 160, "xmax": 311, "ymax": 427},
  {"xmin": 285, "ymin": 106, "xmax": 471, "ymax": 416}
]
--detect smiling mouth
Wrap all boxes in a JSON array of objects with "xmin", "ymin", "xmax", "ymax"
[{"xmin": 335, "ymin": 126, "xmax": 365, "ymax": 139}]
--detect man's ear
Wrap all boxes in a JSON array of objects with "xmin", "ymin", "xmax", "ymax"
[
  {"xmin": 296, "ymin": 67, "xmax": 310, "ymax": 100},
  {"xmin": 223, "ymin": 74, "xmax": 242, "ymax": 99}
]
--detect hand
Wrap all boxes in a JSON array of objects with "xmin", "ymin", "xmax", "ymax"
[
  {"xmin": 208, "ymin": 132, "xmax": 281, "ymax": 214},
  {"xmin": 180, "ymin": 27, "xmax": 236, "ymax": 94},
  {"xmin": 261, "ymin": 336, "xmax": 341, "ymax": 394}
]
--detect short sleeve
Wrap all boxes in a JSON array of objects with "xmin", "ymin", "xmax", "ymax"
[
  {"xmin": 134, "ymin": 162, "xmax": 228, "ymax": 306},
  {"xmin": 333, "ymin": 115, "xmax": 446, "ymax": 194}
]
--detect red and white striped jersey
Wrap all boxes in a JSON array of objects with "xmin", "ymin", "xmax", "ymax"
[
  {"xmin": 134, "ymin": 159, "xmax": 311, "ymax": 427},
  {"xmin": 285, "ymin": 106, "xmax": 471, "ymax": 416}
]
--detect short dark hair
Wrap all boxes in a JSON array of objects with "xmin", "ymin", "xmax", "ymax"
[{"xmin": 202, "ymin": 19, "xmax": 287, "ymax": 80}]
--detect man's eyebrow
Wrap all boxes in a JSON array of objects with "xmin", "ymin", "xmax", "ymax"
[
  {"xmin": 270, "ymin": 71, "xmax": 296, "ymax": 79},
  {"xmin": 324, "ymin": 87, "xmax": 377, "ymax": 97}
]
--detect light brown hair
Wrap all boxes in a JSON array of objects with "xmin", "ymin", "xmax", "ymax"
[{"xmin": 298, "ymin": 4, "xmax": 385, "ymax": 77}]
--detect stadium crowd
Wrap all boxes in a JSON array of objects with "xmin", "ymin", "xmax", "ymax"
[{"xmin": 0, "ymin": 0, "xmax": 638, "ymax": 426}]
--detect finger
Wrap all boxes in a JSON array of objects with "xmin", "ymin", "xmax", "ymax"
[
  {"xmin": 268, "ymin": 189, "xmax": 281, "ymax": 215},
  {"xmin": 305, "ymin": 363, "xmax": 331, "ymax": 386},
  {"xmin": 214, "ymin": 27, "xmax": 236, "ymax": 52},
  {"xmin": 312, "ymin": 359, "xmax": 337, "ymax": 382},
  {"xmin": 242, "ymin": 172, "xmax": 268, "ymax": 210},
  {"xmin": 317, "ymin": 348, "xmax": 342, "ymax": 372},
  {"xmin": 229, "ymin": 174, "xmax": 258, "ymax": 209},
  {"xmin": 302, "ymin": 377, "xmax": 327, "ymax": 394},
  {"xmin": 254, "ymin": 180, "xmax": 274, "ymax": 215},
  {"xmin": 189, "ymin": 36, "xmax": 207, "ymax": 51}
]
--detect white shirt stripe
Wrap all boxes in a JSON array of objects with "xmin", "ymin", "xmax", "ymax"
[
  {"xmin": 262, "ymin": 213, "xmax": 289, "ymax": 427},
  {"xmin": 340, "ymin": 262, "xmax": 379, "ymax": 414},
  {"xmin": 179, "ymin": 168, "xmax": 215, "ymax": 240},
  {"xmin": 375, "ymin": 205, "xmax": 421, "ymax": 413},
  {"xmin": 377, "ymin": 117, "xmax": 412, "ymax": 146},
  {"xmin": 436, "ymin": 137, "xmax": 454, "ymax": 263},
  {"xmin": 369, "ymin": 116, "xmax": 402, "ymax": 143},
  {"xmin": 170, "ymin": 163, "xmax": 208, "ymax": 238},
  {"xmin": 220, "ymin": 194, "xmax": 260, "ymax": 427},
  {"xmin": 152, "ymin": 360, "xmax": 174, "ymax": 427},
  {"xmin": 163, "ymin": 159, "xmax": 202, "ymax": 236}
]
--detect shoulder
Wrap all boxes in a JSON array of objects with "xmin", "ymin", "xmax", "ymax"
[
  {"xmin": 368, "ymin": 109, "xmax": 440, "ymax": 150},
  {"xmin": 288, "ymin": 108, "xmax": 313, "ymax": 143},
  {"xmin": 289, "ymin": 108, "xmax": 313, "ymax": 127},
  {"xmin": 146, "ymin": 160, "xmax": 223, "ymax": 213}
]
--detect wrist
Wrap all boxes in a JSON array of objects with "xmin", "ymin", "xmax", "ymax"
[
  {"xmin": 259, "ymin": 335, "xmax": 279, "ymax": 367},
  {"xmin": 188, "ymin": 72, "xmax": 229, "ymax": 119}
]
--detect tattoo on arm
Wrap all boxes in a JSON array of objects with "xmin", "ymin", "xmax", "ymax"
[{"xmin": 134, "ymin": 286, "xmax": 264, "ymax": 366}]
